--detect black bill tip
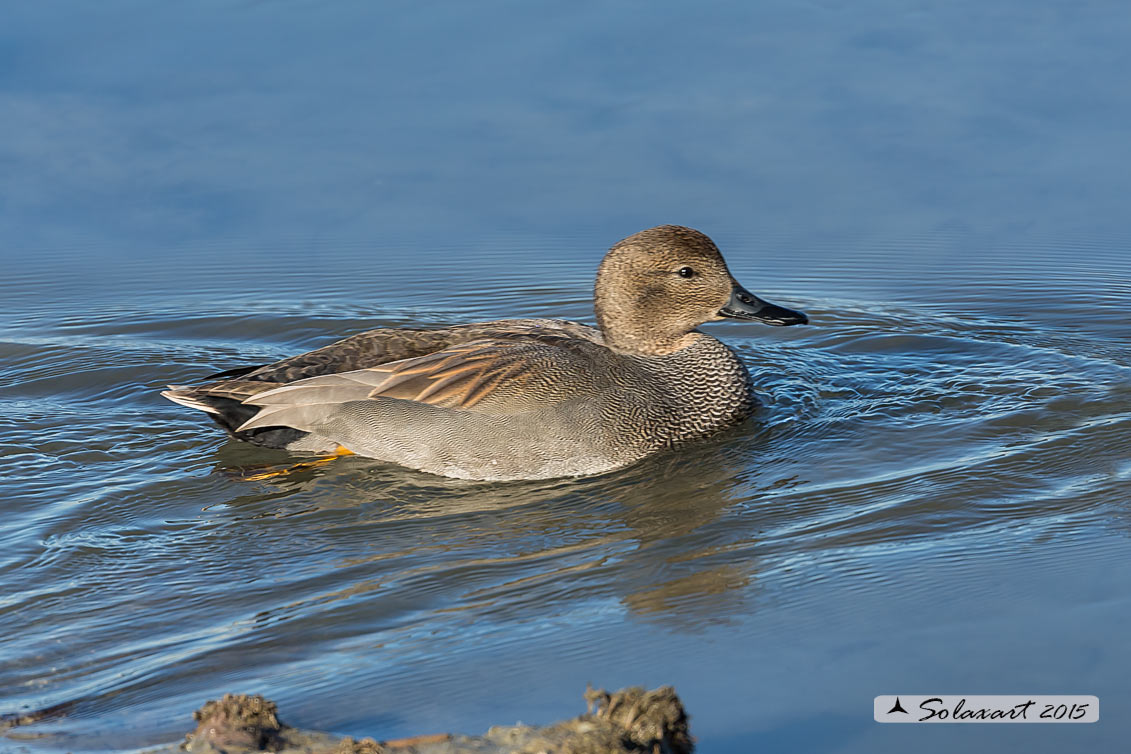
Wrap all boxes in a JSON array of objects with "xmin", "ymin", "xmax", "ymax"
[{"xmin": 718, "ymin": 285, "xmax": 808, "ymax": 326}]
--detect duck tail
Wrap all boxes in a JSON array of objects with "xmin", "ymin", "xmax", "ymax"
[
  {"xmin": 161, "ymin": 385, "xmax": 309, "ymax": 449},
  {"xmin": 161, "ymin": 386, "xmax": 223, "ymax": 415}
]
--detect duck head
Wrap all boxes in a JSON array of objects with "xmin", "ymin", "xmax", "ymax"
[{"xmin": 594, "ymin": 225, "xmax": 808, "ymax": 355}]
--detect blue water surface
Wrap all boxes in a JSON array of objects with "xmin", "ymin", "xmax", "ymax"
[{"xmin": 2, "ymin": 2, "xmax": 1130, "ymax": 753}]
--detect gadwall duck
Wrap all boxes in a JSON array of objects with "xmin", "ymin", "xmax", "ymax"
[{"xmin": 163, "ymin": 225, "xmax": 807, "ymax": 480}]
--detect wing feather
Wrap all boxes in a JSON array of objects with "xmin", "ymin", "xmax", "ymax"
[{"xmin": 236, "ymin": 337, "xmax": 600, "ymax": 432}]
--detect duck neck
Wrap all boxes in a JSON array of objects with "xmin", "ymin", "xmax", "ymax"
[{"xmin": 594, "ymin": 301, "xmax": 695, "ymax": 356}]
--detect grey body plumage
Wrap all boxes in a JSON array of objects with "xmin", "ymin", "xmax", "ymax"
[{"xmin": 163, "ymin": 226, "xmax": 807, "ymax": 480}]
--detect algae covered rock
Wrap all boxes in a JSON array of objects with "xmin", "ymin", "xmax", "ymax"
[{"xmin": 177, "ymin": 686, "xmax": 693, "ymax": 754}]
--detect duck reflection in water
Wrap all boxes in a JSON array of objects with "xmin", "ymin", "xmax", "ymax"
[{"xmin": 209, "ymin": 432, "xmax": 800, "ymax": 630}]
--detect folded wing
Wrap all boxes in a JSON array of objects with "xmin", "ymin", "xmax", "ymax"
[{"xmin": 237, "ymin": 337, "xmax": 603, "ymax": 433}]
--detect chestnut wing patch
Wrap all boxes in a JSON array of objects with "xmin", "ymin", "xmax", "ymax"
[
  {"xmin": 240, "ymin": 336, "xmax": 597, "ymax": 431},
  {"xmin": 362, "ymin": 340, "xmax": 546, "ymax": 409}
]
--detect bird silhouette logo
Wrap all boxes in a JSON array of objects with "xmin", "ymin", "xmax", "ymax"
[{"xmin": 887, "ymin": 697, "xmax": 909, "ymax": 714}]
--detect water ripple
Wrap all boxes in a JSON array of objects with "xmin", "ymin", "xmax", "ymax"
[{"xmin": 2, "ymin": 232, "xmax": 1129, "ymax": 750}]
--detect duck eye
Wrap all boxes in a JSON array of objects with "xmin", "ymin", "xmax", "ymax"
[{"xmin": 677, "ymin": 267, "xmax": 695, "ymax": 278}]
